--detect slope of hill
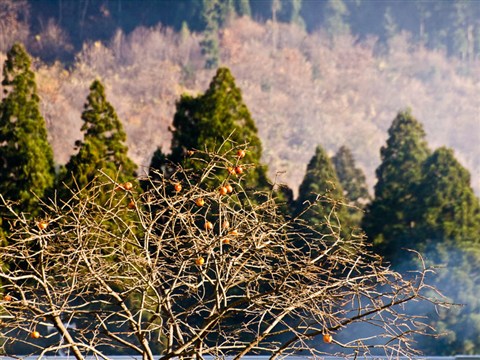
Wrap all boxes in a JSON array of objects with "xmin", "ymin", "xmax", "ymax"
[{"xmin": 1, "ymin": 18, "xmax": 479, "ymax": 196}]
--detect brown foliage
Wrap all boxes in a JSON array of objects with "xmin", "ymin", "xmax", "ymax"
[
  {"xmin": 1, "ymin": 18, "xmax": 479, "ymax": 194},
  {"xmin": 0, "ymin": 1, "xmax": 30, "ymax": 53}
]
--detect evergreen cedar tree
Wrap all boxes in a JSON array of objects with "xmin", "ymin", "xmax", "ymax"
[
  {"xmin": 415, "ymin": 147, "xmax": 480, "ymax": 254},
  {"xmin": 60, "ymin": 80, "xmax": 137, "ymax": 193},
  {"xmin": 0, "ymin": 43, "xmax": 55, "ymax": 217},
  {"xmin": 149, "ymin": 67, "xmax": 270, "ymax": 192},
  {"xmin": 357, "ymin": 111, "xmax": 480, "ymax": 354},
  {"xmin": 362, "ymin": 110, "xmax": 430, "ymax": 262},
  {"xmin": 411, "ymin": 147, "xmax": 480, "ymax": 355},
  {"xmin": 237, "ymin": 0, "xmax": 252, "ymax": 17},
  {"xmin": 331, "ymin": 145, "xmax": 370, "ymax": 226},
  {"xmin": 200, "ymin": 0, "xmax": 225, "ymax": 69},
  {"xmin": 295, "ymin": 144, "xmax": 353, "ymax": 236},
  {"xmin": 420, "ymin": 249, "xmax": 480, "ymax": 355}
]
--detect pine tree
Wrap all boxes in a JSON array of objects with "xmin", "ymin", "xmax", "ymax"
[
  {"xmin": 415, "ymin": 147, "xmax": 480, "ymax": 253},
  {"xmin": 236, "ymin": 0, "xmax": 251, "ymax": 17},
  {"xmin": 276, "ymin": 0, "xmax": 305, "ymax": 29},
  {"xmin": 413, "ymin": 148, "xmax": 480, "ymax": 355},
  {"xmin": 154, "ymin": 67, "xmax": 269, "ymax": 191},
  {"xmin": 60, "ymin": 80, "xmax": 137, "ymax": 194},
  {"xmin": 200, "ymin": 0, "xmax": 228, "ymax": 69},
  {"xmin": 323, "ymin": 0, "xmax": 350, "ymax": 38},
  {"xmin": 383, "ymin": 6, "xmax": 398, "ymax": 44},
  {"xmin": 295, "ymin": 145, "xmax": 352, "ymax": 236},
  {"xmin": 332, "ymin": 145, "xmax": 370, "ymax": 226},
  {"xmin": 0, "ymin": 43, "xmax": 55, "ymax": 217},
  {"xmin": 362, "ymin": 110, "xmax": 430, "ymax": 262}
]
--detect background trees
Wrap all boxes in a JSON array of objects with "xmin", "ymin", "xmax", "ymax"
[
  {"xmin": 332, "ymin": 145, "xmax": 370, "ymax": 226},
  {"xmin": 150, "ymin": 67, "xmax": 270, "ymax": 192},
  {"xmin": 0, "ymin": 4, "xmax": 478, "ymax": 355},
  {"xmin": 295, "ymin": 145, "xmax": 353, "ymax": 236},
  {"xmin": 0, "ymin": 43, "xmax": 55, "ymax": 218},
  {"xmin": 362, "ymin": 111, "xmax": 480, "ymax": 355},
  {"xmin": 3, "ymin": 16, "xmax": 479, "ymax": 200},
  {"xmin": 59, "ymin": 79, "xmax": 137, "ymax": 196},
  {"xmin": 362, "ymin": 110, "xmax": 430, "ymax": 262},
  {"xmin": 0, "ymin": 1, "xmax": 30, "ymax": 53},
  {"xmin": 11, "ymin": 0, "xmax": 480, "ymax": 62}
]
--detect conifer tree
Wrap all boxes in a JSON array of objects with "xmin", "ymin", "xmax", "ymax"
[
  {"xmin": 148, "ymin": 147, "xmax": 168, "ymax": 183},
  {"xmin": 415, "ymin": 147, "xmax": 480, "ymax": 253},
  {"xmin": 450, "ymin": 0, "xmax": 474, "ymax": 61},
  {"xmin": 200, "ymin": 0, "xmax": 222, "ymax": 69},
  {"xmin": 413, "ymin": 148, "xmax": 480, "ymax": 355},
  {"xmin": 153, "ymin": 67, "xmax": 269, "ymax": 191},
  {"xmin": 295, "ymin": 145, "xmax": 352, "ymax": 235},
  {"xmin": 236, "ymin": 0, "xmax": 251, "ymax": 17},
  {"xmin": 332, "ymin": 146, "xmax": 370, "ymax": 206},
  {"xmin": 362, "ymin": 110, "xmax": 430, "ymax": 262},
  {"xmin": 0, "ymin": 43, "xmax": 55, "ymax": 217},
  {"xmin": 332, "ymin": 145, "xmax": 370, "ymax": 226},
  {"xmin": 323, "ymin": 0, "xmax": 350, "ymax": 38},
  {"xmin": 279, "ymin": 0, "xmax": 305, "ymax": 29},
  {"xmin": 60, "ymin": 80, "xmax": 137, "ymax": 194},
  {"xmin": 383, "ymin": 6, "xmax": 398, "ymax": 44}
]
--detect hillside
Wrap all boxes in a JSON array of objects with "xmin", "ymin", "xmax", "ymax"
[{"xmin": 1, "ymin": 17, "xmax": 479, "ymax": 196}]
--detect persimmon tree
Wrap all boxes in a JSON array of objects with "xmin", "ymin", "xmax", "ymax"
[{"xmin": 0, "ymin": 144, "xmax": 445, "ymax": 359}]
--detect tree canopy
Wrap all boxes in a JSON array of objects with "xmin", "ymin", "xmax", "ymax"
[
  {"xmin": 415, "ymin": 147, "xmax": 480, "ymax": 253},
  {"xmin": 332, "ymin": 145, "xmax": 370, "ymax": 225},
  {"xmin": 60, "ymin": 79, "xmax": 137, "ymax": 194},
  {"xmin": 0, "ymin": 43, "xmax": 55, "ymax": 217},
  {"xmin": 151, "ymin": 67, "xmax": 270, "ymax": 192},
  {"xmin": 295, "ymin": 144, "xmax": 353, "ymax": 236},
  {"xmin": 362, "ymin": 109, "xmax": 431, "ymax": 262}
]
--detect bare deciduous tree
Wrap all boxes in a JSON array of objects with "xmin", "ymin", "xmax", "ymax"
[
  {"xmin": 0, "ymin": 0, "xmax": 30, "ymax": 53},
  {"xmin": 0, "ymin": 145, "xmax": 445, "ymax": 359}
]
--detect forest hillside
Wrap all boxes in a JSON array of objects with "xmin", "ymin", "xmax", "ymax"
[
  {"xmin": 1, "ymin": 6, "xmax": 479, "ymax": 197},
  {"xmin": 1, "ymin": 1, "xmax": 480, "ymax": 356}
]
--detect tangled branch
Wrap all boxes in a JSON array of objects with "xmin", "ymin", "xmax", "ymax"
[{"xmin": 0, "ymin": 145, "xmax": 447, "ymax": 359}]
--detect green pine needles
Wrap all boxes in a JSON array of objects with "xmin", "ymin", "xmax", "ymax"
[
  {"xmin": 60, "ymin": 80, "xmax": 137, "ymax": 193},
  {"xmin": 362, "ymin": 109, "xmax": 431, "ymax": 261},
  {"xmin": 295, "ymin": 144, "xmax": 354, "ymax": 237},
  {"xmin": 0, "ymin": 43, "xmax": 55, "ymax": 217},
  {"xmin": 150, "ymin": 67, "xmax": 269, "ymax": 192}
]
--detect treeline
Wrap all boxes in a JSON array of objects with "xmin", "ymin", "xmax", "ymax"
[
  {"xmin": 0, "ymin": 44, "xmax": 137, "ymax": 219},
  {"xmin": 1, "ymin": 43, "xmax": 480, "ymax": 355},
  {"xmin": 0, "ymin": 46, "xmax": 440, "ymax": 358},
  {"xmin": 3, "ymin": 0, "xmax": 480, "ymax": 63},
  {"xmin": 2, "ymin": 16, "xmax": 479, "ymax": 200},
  {"xmin": 364, "ymin": 110, "xmax": 480, "ymax": 355}
]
